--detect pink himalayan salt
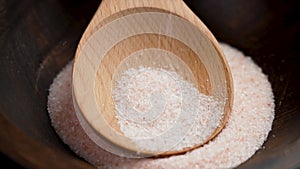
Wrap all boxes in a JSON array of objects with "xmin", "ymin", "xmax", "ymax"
[{"xmin": 47, "ymin": 43, "xmax": 275, "ymax": 168}]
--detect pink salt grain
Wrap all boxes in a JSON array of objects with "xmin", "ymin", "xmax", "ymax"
[
  {"xmin": 47, "ymin": 43, "xmax": 275, "ymax": 168},
  {"xmin": 112, "ymin": 66, "xmax": 224, "ymax": 152}
]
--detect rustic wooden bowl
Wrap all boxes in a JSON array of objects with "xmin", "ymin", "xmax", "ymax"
[{"xmin": 0, "ymin": 0, "xmax": 299, "ymax": 168}]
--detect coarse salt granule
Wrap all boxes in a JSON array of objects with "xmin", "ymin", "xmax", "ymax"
[{"xmin": 47, "ymin": 43, "xmax": 275, "ymax": 169}]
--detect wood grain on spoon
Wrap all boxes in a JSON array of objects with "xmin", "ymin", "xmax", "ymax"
[{"xmin": 72, "ymin": 0, "xmax": 233, "ymax": 157}]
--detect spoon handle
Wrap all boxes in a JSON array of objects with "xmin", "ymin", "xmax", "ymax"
[{"xmin": 79, "ymin": 0, "xmax": 205, "ymax": 45}]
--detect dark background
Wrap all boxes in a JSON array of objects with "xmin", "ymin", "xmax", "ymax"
[{"xmin": 0, "ymin": 0, "xmax": 299, "ymax": 168}]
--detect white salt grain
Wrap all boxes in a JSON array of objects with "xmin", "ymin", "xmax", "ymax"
[{"xmin": 48, "ymin": 43, "xmax": 275, "ymax": 169}]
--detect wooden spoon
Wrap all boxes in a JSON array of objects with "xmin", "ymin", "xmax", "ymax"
[{"xmin": 72, "ymin": 0, "xmax": 233, "ymax": 158}]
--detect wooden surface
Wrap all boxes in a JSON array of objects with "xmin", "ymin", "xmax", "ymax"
[
  {"xmin": 0, "ymin": 0, "xmax": 299, "ymax": 168},
  {"xmin": 72, "ymin": 0, "xmax": 233, "ymax": 156}
]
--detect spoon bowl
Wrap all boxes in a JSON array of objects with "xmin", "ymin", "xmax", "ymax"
[{"xmin": 72, "ymin": 0, "xmax": 233, "ymax": 157}]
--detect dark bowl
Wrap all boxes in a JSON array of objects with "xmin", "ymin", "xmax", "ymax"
[{"xmin": 0, "ymin": 0, "xmax": 299, "ymax": 168}]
